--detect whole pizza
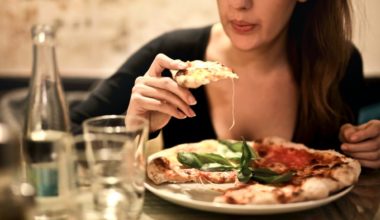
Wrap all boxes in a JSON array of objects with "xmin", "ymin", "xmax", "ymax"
[{"xmin": 147, "ymin": 137, "xmax": 361, "ymax": 205}]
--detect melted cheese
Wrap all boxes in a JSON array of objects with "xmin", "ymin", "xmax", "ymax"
[{"xmin": 229, "ymin": 77, "xmax": 236, "ymax": 130}]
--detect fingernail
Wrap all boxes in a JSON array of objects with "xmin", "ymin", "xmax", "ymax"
[
  {"xmin": 188, "ymin": 96, "xmax": 197, "ymax": 105},
  {"xmin": 189, "ymin": 108, "xmax": 196, "ymax": 117},
  {"xmin": 178, "ymin": 62, "xmax": 187, "ymax": 69},
  {"xmin": 351, "ymin": 135, "xmax": 358, "ymax": 141},
  {"xmin": 341, "ymin": 144, "xmax": 349, "ymax": 151},
  {"xmin": 178, "ymin": 111, "xmax": 187, "ymax": 119}
]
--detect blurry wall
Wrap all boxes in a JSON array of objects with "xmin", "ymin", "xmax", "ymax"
[
  {"xmin": 352, "ymin": 0, "xmax": 380, "ymax": 76},
  {"xmin": 0, "ymin": 0, "xmax": 378, "ymax": 78},
  {"xmin": 0, "ymin": 0, "xmax": 218, "ymax": 78}
]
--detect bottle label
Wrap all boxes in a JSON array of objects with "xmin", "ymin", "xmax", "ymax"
[{"xmin": 32, "ymin": 163, "xmax": 58, "ymax": 197}]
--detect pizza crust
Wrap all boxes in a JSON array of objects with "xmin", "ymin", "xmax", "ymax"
[{"xmin": 214, "ymin": 176, "xmax": 347, "ymax": 205}]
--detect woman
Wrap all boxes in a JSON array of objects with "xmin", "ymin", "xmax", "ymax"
[{"xmin": 71, "ymin": 0, "xmax": 380, "ymax": 169}]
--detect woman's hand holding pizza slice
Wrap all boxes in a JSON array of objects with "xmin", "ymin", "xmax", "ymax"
[
  {"xmin": 127, "ymin": 54, "xmax": 238, "ymax": 133},
  {"xmin": 127, "ymin": 53, "xmax": 197, "ymax": 132}
]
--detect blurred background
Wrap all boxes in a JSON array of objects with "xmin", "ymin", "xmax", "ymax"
[
  {"xmin": 0, "ymin": 0, "xmax": 378, "ymax": 79},
  {"xmin": 0, "ymin": 1, "xmax": 378, "ymax": 218},
  {"xmin": 0, "ymin": 0, "xmax": 218, "ymax": 78},
  {"xmin": 0, "ymin": 0, "xmax": 379, "ymax": 132}
]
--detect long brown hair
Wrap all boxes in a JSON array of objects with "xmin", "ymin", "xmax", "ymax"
[{"xmin": 288, "ymin": 0, "xmax": 354, "ymax": 145}]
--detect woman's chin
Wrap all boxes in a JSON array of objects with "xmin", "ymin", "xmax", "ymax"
[{"xmin": 231, "ymin": 39, "xmax": 261, "ymax": 52}]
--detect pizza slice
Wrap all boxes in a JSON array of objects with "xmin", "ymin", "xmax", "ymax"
[{"xmin": 171, "ymin": 60, "xmax": 238, "ymax": 88}]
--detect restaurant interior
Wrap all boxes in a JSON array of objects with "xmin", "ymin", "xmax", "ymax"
[{"xmin": 0, "ymin": 1, "xmax": 380, "ymax": 219}]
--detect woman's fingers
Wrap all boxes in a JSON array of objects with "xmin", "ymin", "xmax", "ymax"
[
  {"xmin": 135, "ymin": 76, "xmax": 197, "ymax": 106},
  {"xmin": 352, "ymin": 120, "xmax": 380, "ymax": 142},
  {"xmin": 342, "ymin": 139, "xmax": 380, "ymax": 153},
  {"xmin": 346, "ymin": 150, "xmax": 380, "ymax": 161},
  {"xmin": 342, "ymin": 139, "xmax": 380, "ymax": 168},
  {"xmin": 127, "ymin": 53, "xmax": 195, "ymax": 131},
  {"xmin": 147, "ymin": 53, "xmax": 187, "ymax": 77},
  {"xmin": 339, "ymin": 123, "xmax": 357, "ymax": 142},
  {"xmin": 356, "ymin": 159, "xmax": 380, "ymax": 169},
  {"xmin": 341, "ymin": 136, "xmax": 380, "ymax": 168},
  {"xmin": 130, "ymin": 93, "xmax": 187, "ymax": 120},
  {"xmin": 340, "ymin": 121, "xmax": 380, "ymax": 143},
  {"xmin": 132, "ymin": 81, "xmax": 196, "ymax": 118},
  {"xmin": 340, "ymin": 120, "xmax": 380, "ymax": 169},
  {"xmin": 138, "ymin": 53, "xmax": 196, "ymax": 105}
]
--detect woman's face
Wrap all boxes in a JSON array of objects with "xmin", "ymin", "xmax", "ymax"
[{"xmin": 217, "ymin": 0, "xmax": 297, "ymax": 51}]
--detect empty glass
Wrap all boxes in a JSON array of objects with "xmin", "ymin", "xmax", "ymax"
[{"xmin": 81, "ymin": 115, "xmax": 148, "ymax": 220}]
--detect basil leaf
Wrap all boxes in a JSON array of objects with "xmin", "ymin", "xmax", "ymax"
[
  {"xmin": 238, "ymin": 167, "xmax": 253, "ymax": 182},
  {"xmin": 196, "ymin": 153, "xmax": 233, "ymax": 166},
  {"xmin": 270, "ymin": 171, "xmax": 294, "ymax": 184},
  {"xmin": 200, "ymin": 163, "xmax": 235, "ymax": 172},
  {"xmin": 226, "ymin": 156, "xmax": 241, "ymax": 165},
  {"xmin": 177, "ymin": 152, "xmax": 234, "ymax": 169},
  {"xmin": 237, "ymin": 140, "xmax": 254, "ymax": 183},
  {"xmin": 177, "ymin": 152, "xmax": 203, "ymax": 168},
  {"xmin": 240, "ymin": 140, "xmax": 255, "ymax": 167},
  {"xmin": 252, "ymin": 167, "xmax": 278, "ymax": 176},
  {"xmin": 246, "ymin": 140, "xmax": 259, "ymax": 160},
  {"xmin": 253, "ymin": 171, "xmax": 294, "ymax": 184},
  {"xmin": 218, "ymin": 140, "xmax": 244, "ymax": 152},
  {"xmin": 237, "ymin": 140, "xmax": 262, "ymax": 183}
]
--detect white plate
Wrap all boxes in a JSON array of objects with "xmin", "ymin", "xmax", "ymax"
[{"xmin": 145, "ymin": 180, "xmax": 353, "ymax": 215}]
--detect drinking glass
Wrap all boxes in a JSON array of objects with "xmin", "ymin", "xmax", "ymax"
[{"xmin": 82, "ymin": 115, "xmax": 148, "ymax": 220}]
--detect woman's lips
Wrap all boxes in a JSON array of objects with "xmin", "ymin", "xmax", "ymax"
[{"xmin": 231, "ymin": 21, "xmax": 257, "ymax": 34}]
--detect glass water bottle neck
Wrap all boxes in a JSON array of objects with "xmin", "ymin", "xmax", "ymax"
[
  {"xmin": 31, "ymin": 25, "xmax": 59, "ymax": 81},
  {"xmin": 32, "ymin": 45, "xmax": 58, "ymax": 81},
  {"xmin": 25, "ymin": 24, "xmax": 70, "ymax": 134}
]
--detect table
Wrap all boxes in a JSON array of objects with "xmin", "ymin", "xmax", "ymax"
[{"xmin": 140, "ymin": 170, "xmax": 380, "ymax": 220}]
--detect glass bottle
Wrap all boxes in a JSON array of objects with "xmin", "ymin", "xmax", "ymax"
[{"xmin": 22, "ymin": 24, "xmax": 74, "ymax": 219}]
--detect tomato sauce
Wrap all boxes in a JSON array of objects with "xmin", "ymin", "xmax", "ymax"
[{"xmin": 261, "ymin": 146, "xmax": 313, "ymax": 169}]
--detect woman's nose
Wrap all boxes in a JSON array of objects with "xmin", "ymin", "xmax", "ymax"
[{"xmin": 230, "ymin": 0, "xmax": 253, "ymax": 10}]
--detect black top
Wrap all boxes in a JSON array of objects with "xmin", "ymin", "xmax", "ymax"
[{"xmin": 70, "ymin": 25, "xmax": 365, "ymax": 150}]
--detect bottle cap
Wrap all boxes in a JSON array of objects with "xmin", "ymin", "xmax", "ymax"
[{"xmin": 31, "ymin": 24, "xmax": 55, "ymax": 45}]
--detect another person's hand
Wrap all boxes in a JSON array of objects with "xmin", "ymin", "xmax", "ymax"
[
  {"xmin": 127, "ymin": 53, "xmax": 197, "ymax": 132},
  {"xmin": 339, "ymin": 120, "xmax": 380, "ymax": 169}
]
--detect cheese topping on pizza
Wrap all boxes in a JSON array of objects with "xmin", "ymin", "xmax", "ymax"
[{"xmin": 171, "ymin": 60, "xmax": 238, "ymax": 89}]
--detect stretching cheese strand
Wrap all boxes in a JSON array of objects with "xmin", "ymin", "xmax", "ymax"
[{"xmin": 229, "ymin": 77, "xmax": 236, "ymax": 130}]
